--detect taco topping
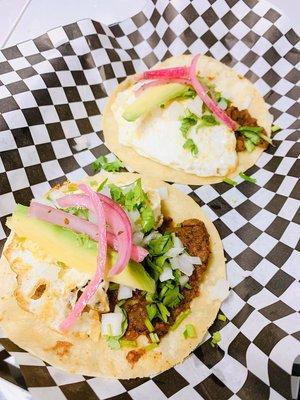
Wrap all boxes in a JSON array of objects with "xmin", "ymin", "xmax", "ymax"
[
  {"xmin": 110, "ymin": 55, "xmax": 271, "ymax": 179},
  {"xmin": 5, "ymin": 177, "xmax": 215, "ymax": 364}
]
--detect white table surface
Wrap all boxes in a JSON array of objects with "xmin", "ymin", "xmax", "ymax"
[{"xmin": 0, "ymin": 0, "xmax": 298, "ymax": 399}]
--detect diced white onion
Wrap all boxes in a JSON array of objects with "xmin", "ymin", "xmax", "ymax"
[
  {"xmin": 165, "ymin": 236, "xmax": 184, "ymax": 258},
  {"xmin": 179, "ymin": 274, "xmax": 189, "ymax": 287},
  {"xmin": 117, "ymin": 285, "xmax": 133, "ymax": 300},
  {"xmin": 142, "ymin": 231, "xmax": 161, "ymax": 245},
  {"xmin": 157, "ymin": 186, "xmax": 168, "ymax": 200},
  {"xmin": 181, "ymin": 254, "xmax": 202, "ymax": 265},
  {"xmin": 159, "ymin": 266, "xmax": 174, "ymax": 282},
  {"xmin": 73, "ymin": 136, "xmax": 89, "ymax": 152},
  {"xmin": 210, "ymin": 279, "xmax": 230, "ymax": 302},
  {"xmin": 101, "ymin": 312, "xmax": 123, "ymax": 336},
  {"xmin": 128, "ymin": 210, "xmax": 140, "ymax": 224},
  {"xmin": 133, "ymin": 231, "xmax": 144, "ymax": 245},
  {"xmin": 170, "ymin": 254, "xmax": 194, "ymax": 276}
]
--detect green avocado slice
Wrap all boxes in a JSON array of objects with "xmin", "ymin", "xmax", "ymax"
[
  {"xmin": 7, "ymin": 204, "xmax": 155, "ymax": 293},
  {"xmin": 122, "ymin": 83, "xmax": 191, "ymax": 122}
]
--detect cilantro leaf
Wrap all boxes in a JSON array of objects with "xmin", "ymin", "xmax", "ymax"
[
  {"xmin": 217, "ymin": 313, "xmax": 227, "ymax": 322},
  {"xmin": 146, "ymin": 303, "xmax": 158, "ymax": 321},
  {"xmin": 140, "ymin": 204, "xmax": 155, "ymax": 233},
  {"xmin": 148, "ymin": 233, "xmax": 173, "ymax": 256},
  {"xmin": 180, "ymin": 87, "xmax": 196, "ymax": 99},
  {"xmin": 196, "ymin": 114, "xmax": 219, "ymax": 131},
  {"xmin": 239, "ymin": 172, "xmax": 256, "ymax": 183},
  {"xmin": 124, "ymin": 178, "xmax": 145, "ymax": 211},
  {"xmin": 97, "ymin": 178, "xmax": 108, "ymax": 192},
  {"xmin": 237, "ymin": 126, "xmax": 263, "ymax": 134},
  {"xmin": 271, "ymin": 125, "xmax": 281, "ymax": 133},
  {"xmin": 180, "ymin": 110, "xmax": 198, "ymax": 138},
  {"xmin": 162, "ymin": 285, "xmax": 183, "ymax": 308},
  {"xmin": 109, "ymin": 184, "xmax": 125, "ymax": 205},
  {"xmin": 183, "ymin": 138, "xmax": 198, "ymax": 156},
  {"xmin": 245, "ymin": 139, "xmax": 256, "ymax": 152},
  {"xmin": 210, "ymin": 330, "xmax": 221, "ymax": 347},
  {"xmin": 92, "ymin": 155, "xmax": 124, "ymax": 173},
  {"xmin": 183, "ymin": 324, "xmax": 197, "ymax": 339},
  {"xmin": 64, "ymin": 207, "xmax": 89, "ymax": 220},
  {"xmin": 223, "ymin": 177, "xmax": 237, "ymax": 186},
  {"xmin": 157, "ymin": 302, "xmax": 170, "ymax": 323}
]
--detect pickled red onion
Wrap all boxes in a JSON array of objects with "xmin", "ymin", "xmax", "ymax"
[
  {"xmin": 139, "ymin": 66, "xmax": 190, "ymax": 81},
  {"xmin": 60, "ymin": 184, "xmax": 107, "ymax": 332},
  {"xmin": 57, "ymin": 193, "xmax": 132, "ymax": 276},
  {"xmin": 29, "ymin": 201, "xmax": 147, "ymax": 262},
  {"xmin": 189, "ymin": 54, "xmax": 237, "ymax": 131},
  {"xmin": 135, "ymin": 79, "xmax": 192, "ymax": 97}
]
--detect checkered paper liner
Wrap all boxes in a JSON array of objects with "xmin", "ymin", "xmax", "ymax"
[{"xmin": 0, "ymin": 0, "xmax": 299, "ymax": 398}]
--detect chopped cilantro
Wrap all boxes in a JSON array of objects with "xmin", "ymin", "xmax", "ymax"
[
  {"xmin": 148, "ymin": 233, "xmax": 173, "ymax": 256},
  {"xmin": 146, "ymin": 303, "xmax": 158, "ymax": 321},
  {"xmin": 140, "ymin": 204, "xmax": 155, "ymax": 233},
  {"xmin": 109, "ymin": 282, "xmax": 119, "ymax": 291},
  {"xmin": 157, "ymin": 302, "xmax": 170, "ymax": 323},
  {"xmin": 271, "ymin": 125, "xmax": 282, "ymax": 133},
  {"xmin": 180, "ymin": 87, "xmax": 196, "ymax": 99},
  {"xmin": 123, "ymin": 178, "xmax": 145, "ymax": 211},
  {"xmin": 237, "ymin": 126, "xmax": 263, "ymax": 134},
  {"xmin": 217, "ymin": 313, "xmax": 227, "ymax": 322},
  {"xmin": 180, "ymin": 110, "xmax": 198, "ymax": 138},
  {"xmin": 144, "ymin": 343, "xmax": 158, "ymax": 351},
  {"xmin": 107, "ymin": 337, "xmax": 120, "ymax": 350},
  {"xmin": 239, "ymin": 172, "xmax": 257, "ymax": 183},
  {"xmin": 241, "ymin": 130, "xmax": 261, "ymax": 145},
  {"xmin": 109, "ymin": 184, "xmax": 125, "ymax": 205},
  {"xmin": 120, "ymin": 339, "xmax": 137, "ymax": 348},
  {"xmin": 245, "ymin": 139, "xmax": 256, "ymax": 152},
  {"xmin": 105, "ymin": 307, "xmax": 128, "ymax": 350},
  {"xmin": 218, "ymin": 97, "xmax": 229, "ymax": 110},
  {"xmin": 183, "ymin": 324, "xmax": 197, "ymax": 339},
  {"xmin": 223, "ymin": 177, "xmax": 237, "ymax": 186},
  {"xmin": 92, "ymin": 155, "xmax": 124, "ymax": 173},
  {"xmin": 183, "ymin": 138, "xmax": 198, "ymax": 156},
  {"xmin": 170, "ymin": 309, "xmax": 191, "ymax": 331},
  {"xmin": 184, "ymin": 282, "xmax": 192, "ymax": 289},
  {"xmin": 162, "ymin": 285, "xmax": 183, "ymax": 308},
  {"xmin": 97, "ymin": 178, "xmax": 108, "ymax": 192},
  {"xmin": 149, "ymin": 332, "xmax": 160, "ymax": 343},
  {"xmin": 64, "ymin": 206, "xmax": 89, "ymax": 220},
  {"xmin": 196, "ymin": 114, "xmax": 219, "ymax": 131},
  {"xmin": 210, "ymin": 331, "xmax": 221, "ymax": 347},
  {"xmin": 144, "ymin": 318, "xmax": 154, "ymax": 332},
  {"xmin": 119, "ymin": 339, "xmax": 137, "ymax": 348},
  {"xmin": 75, "ymin": 233, "xmax": 94, "ymax": 248}
]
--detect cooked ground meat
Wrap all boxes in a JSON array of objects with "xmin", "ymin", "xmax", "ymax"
[
  {"xmin": 122, "ymin": 218, "xmax": 210, "ymax": 340},
  {"xmin": 126, "ymin": 348, "xmax": 146, "ymax": 366},
  {"xmin": 123, "ymin": 292, "xmax": 149, "ymax": 340},
  {"xmin": 226, "ymin": 105, "xmax": 269, "ymax": 152},
  {"xmin": 171, "ymin": 219, "xmax": 210, "ymax": 264}
]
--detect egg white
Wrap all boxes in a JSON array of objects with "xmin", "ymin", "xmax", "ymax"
[{"xmin": 112, "ymin": 85, "xmax": 238, "ymax": 177}]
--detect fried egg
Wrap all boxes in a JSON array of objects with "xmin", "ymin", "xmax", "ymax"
[
  {"xmin": 112, "ymin": 86, "xmax": 238, "ymax": 177},
  {"xmin": 5, "ymin": 236, "xmax": 109, "ymax": 341}
]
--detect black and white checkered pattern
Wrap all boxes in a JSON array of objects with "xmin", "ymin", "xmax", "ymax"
[{"xmin": 0, "ymin": 0, "xmax": 299, "ymax": 398}]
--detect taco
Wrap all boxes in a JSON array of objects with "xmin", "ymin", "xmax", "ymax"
[
  {"xmin": 103, "ymin": 54, "xmax": 273, "ymax": 185},
  {"xmin": 0, "ymin": 173, "xmax": 227, "ymax": 378}
]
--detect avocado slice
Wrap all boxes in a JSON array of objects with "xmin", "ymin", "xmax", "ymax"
[
  {"xmin": 122, "ymin": 83, "xmax": 190, "ymax": 122},
  {"xmin": 7, "ymin": 204, "xmax": 155, "ymax": 293}
]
